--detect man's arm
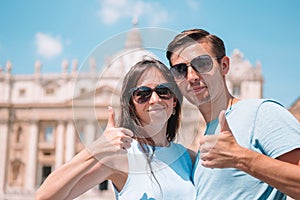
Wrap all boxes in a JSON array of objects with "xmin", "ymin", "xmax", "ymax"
[
  {"xmin": 200, "ymin": 111, "xmax": 300, "ymax": 199},
  {"xmin": 236, "ymin": 147, "xmax": 300, "ymax": 199}
]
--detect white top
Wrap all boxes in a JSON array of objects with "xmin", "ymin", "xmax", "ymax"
[{"xmin": 114, "ymin": 140, "xmax": 196, "ymax": 200}]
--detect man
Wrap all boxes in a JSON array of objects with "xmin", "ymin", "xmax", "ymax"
[{"xmin": 166, "ymin": 29, "xmax": 300, "ymax": 199}]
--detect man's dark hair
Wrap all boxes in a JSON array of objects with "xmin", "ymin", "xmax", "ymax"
[{"xmin": 166, "ymin": 29, "xmax": 226, "ymax": 65}]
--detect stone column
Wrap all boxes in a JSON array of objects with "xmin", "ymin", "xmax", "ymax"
[
  {"xmin": 55, "ymin": 122, "xmax": 65, "ymax": 169},
  {"xmin": 65, "ymin": 121, "xmax": 75, "ymax": 162},
  {"xmin": 84, "ymin": 121, "xmax": 95, "ymax": 146},
  {"xmin": 0, "ymin": 123, "xmax": 9, "ymax": 196},
  {"xmin": 25, "ymin": 121, "xmax": 38, "ymax": 192}
]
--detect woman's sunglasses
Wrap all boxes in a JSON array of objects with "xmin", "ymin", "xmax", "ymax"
[
  {"xmin": 130, "ymin": 83, "xmax": 175, "ymax": 104},
  {"xmin": 170, "ymin": 54, "xmax": 214, "ymax": 80}
]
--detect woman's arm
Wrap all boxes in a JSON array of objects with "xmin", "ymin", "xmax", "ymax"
[
  {"xmin": 35, "ymin": 107, "xmax": 133, "ymax": 200},
  {"xmin": 35, "ymin": 149, "xmax": 106, "ymax": 200},
  {"xmin": 64, "ymin": 160, "xmax": 115, "ymax": 200}
]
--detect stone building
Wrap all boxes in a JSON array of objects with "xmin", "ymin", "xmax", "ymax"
[
  {"xmin": 289, "ymin": 97, "xmax": 300, "ymax": 122},
  {"xmin": 0, "ymin": 25, "xmax": 263, "ymax": 200}
]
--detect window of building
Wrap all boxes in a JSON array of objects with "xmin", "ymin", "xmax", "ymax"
[
  {"xmin": 99, "ymin": 180, "xmax": 108, "ymax": 191},
  {"xmin": 43, "ymin": 151, "xmax": 52, "ymax": 156},
  {"xmin": 232, "ymin": 84, "xmax": 241, "ymax": 96},
  {"xmin": 44, "ymin": 126, "xmax": 54, "ymax": 143},
  {"xmin": 41, "ymin": 166, "xmax": 52, "ymax": 184},
  {"xmin": 18, "ymin": 88, "xmax": 26, "ymax": 97},
  {"xmin": 16, "ymin": 127, "xmax": 22, "ymax": 143},
  {"xmin": 44, "ymin": 81, "xmax": 59, "ymax": 95},
  {"xmin": 45, "ymin": 87, "xmax": 55, "ymax": 95},
  {"xmin": 80, "ymin": 88, "xmax": 86, "ymax": 95},
  {"xmin": 12, "ymin": 161, "xmax": 21, "ymax": 181},
  {"xmin": 10, "ymin": 160, "xmax": 23, "ymax": 186}
]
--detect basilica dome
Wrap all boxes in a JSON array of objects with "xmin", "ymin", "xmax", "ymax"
[{"xmin": 100, "ymin": 23, "xmax": 157, "ymax": 79}]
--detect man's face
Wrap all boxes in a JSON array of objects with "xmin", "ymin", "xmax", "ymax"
[{"xmin": 170, "ymin": 42, "xmax": 226, "ymax": 107}]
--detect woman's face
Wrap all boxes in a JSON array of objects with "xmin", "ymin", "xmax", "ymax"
[{"xmin": 131, "ymin": 67, "xmax": 176, "ymax": 128}]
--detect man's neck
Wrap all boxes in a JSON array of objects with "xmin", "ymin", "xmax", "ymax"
[{"xmin": 198, "ymin": 93, "xmax": 236, "ymax": 123}]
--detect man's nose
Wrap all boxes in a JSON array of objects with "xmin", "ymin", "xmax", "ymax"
[
  {"xmin": 187, "ymin": 66, "xmax": 200, "ymax": 82},
  {"xmin": 149, "ymin": 91, "xmax": 160, "ymax": 104}
]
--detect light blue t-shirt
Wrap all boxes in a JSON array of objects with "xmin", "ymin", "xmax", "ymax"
[
  {"xmin": 193, "ymin": 99, "xmax": 300, "ymax": 200},
  {"xmin": 115, "ymin": 140, "xmax": 196, "ymax": 200}
]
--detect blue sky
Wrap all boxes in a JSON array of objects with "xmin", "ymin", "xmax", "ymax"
[{"xmin": 0, "ymin": 0, "xmax": 299, "ymax": 107}]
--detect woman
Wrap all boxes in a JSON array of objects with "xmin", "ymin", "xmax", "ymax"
[{"xmin": 35, "ymin": 59, "xmax": 196, "ymax": 200}]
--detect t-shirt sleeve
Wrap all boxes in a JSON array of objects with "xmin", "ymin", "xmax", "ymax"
[{"xmin": 253, "ymin": 100, "xmax": 300, "ymax": 158}]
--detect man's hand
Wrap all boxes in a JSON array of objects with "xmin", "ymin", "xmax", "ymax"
[{"xmin": 199, "ymin": 110, "xmax": 243, "ymax": 168}]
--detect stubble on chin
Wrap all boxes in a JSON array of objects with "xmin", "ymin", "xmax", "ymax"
[{"xmin": 183, "ymin": 89, "xmax": 210, "ymax": 106}]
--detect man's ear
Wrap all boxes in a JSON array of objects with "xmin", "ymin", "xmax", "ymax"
[{"xmin": 220, "ymin": 56, "xmax": 230, "ymax": 76}]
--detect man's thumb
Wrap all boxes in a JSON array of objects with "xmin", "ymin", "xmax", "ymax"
[
  {"xmin": 107, "ymin": 106, "xmax": 116, "ymax": 128},
  {"xmin": 218, "ymin": 110, "xmax": 231, "ymax": 132}
]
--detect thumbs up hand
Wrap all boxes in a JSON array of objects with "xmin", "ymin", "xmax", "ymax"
[
  {"xmin": 199, "ymin": 110, "xmax": 242, "ymax": 169},
  {"xmin": 219, "ymin": 110, "xmax": 231, "ymax": 133},
  {"xmin": 89, "ymin": 106, "xmax": 133, "ymax": 164},
  {"xmin": 106, "ymin": 106, "xmax": 116, "ymax": 128},
  {"xmin": 104, "ymin": 106, "xmax": 133, "ymax": 150}
]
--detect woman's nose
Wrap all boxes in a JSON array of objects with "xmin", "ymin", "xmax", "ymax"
[{"xmin": 148, "ymin": 91, "xmax": 160, "ymax": 104}]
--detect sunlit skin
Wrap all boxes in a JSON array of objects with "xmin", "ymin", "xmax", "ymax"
[
  {"xmin": 170, "ymin": 39, "xmax": 300, "ymax": 199},
  {"xmin": 170, "ymin": 42, "xmax": 232, "ymax": 123},
  {"xmin": 133, "ymin": 68, "xmax": 176, "ymax": 146},
  {"xmin": 35, "ymin": 66, "xmax": 180, "ymax": 200}
]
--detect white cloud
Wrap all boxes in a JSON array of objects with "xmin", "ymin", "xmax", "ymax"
[
  {"xmin": 186, "ymin": 0, "xmax": 200, "ymax": 10},
  {"xmin": 35, "ymin": 32, "xmax": 63, "ymax": 59},
  {"xmin": 98, "ymin": 0, "xmax": 169, "ymax": 26}
]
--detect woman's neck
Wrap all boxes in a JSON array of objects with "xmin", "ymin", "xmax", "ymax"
[{"xmin": 142, "ymin": 123, "xmax": 169, "ymax": 147}]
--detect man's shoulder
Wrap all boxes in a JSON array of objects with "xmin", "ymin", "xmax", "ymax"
[
  {"xmin": 238, "ymin": 98, "xmax": 283, "ymax": 108},
  {"xmin": 229, "ymin": 98, "xmax": 284, "ymax": 120}
]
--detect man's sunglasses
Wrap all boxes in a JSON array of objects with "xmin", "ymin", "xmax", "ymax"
[
  {"xmin": 130, "ymin": 83, "xmax": 175, "ymax": 104},
  {"xmin": 170, "ymin": 54, "xmax": 214, "ymax": 80}
]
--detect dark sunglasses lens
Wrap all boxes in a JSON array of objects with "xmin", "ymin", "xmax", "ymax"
[
  {"xmin": 171, "ymin": 64, "xmax": 187, "ymax": 79},
  {"xmin": 155, "ymin": 85, "xmax": 174, "ymax": 99},
  {"xmin": 133, "ymin": 87, "xmax": 152, "ymax": 104},
  {"xmin": 191, "ymin": 55, "xmax": 213, "ymax": 73},
  {"xmin": 132, "ymin": 84, "xmax": 174, "ymax": 104}
]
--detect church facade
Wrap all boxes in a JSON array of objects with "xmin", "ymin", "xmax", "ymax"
[{"xmin": 0, "ymin": 26, "xmax": 263, "ymax": 200}]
